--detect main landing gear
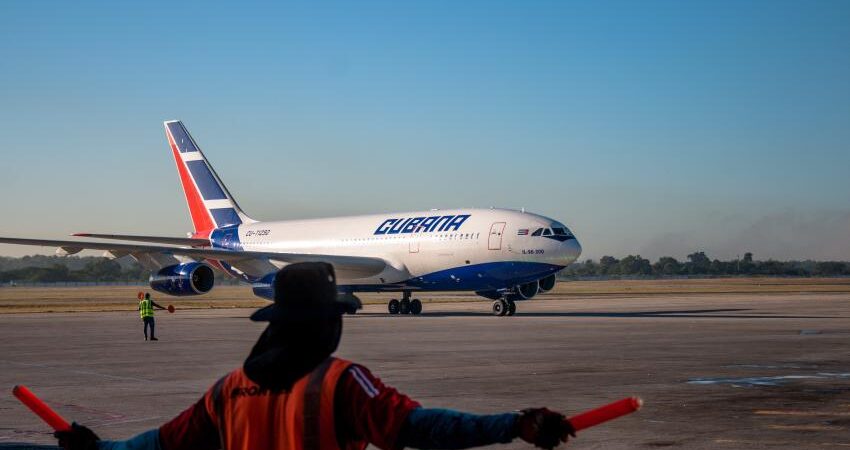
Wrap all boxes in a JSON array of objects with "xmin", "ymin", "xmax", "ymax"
[
  {"xmin": 491, "ymin": 297, "xmax": 517, "ymax": 316},
  {"xmin": 388, "ymin": 292, "xmax": 422, "ymax": 315}
]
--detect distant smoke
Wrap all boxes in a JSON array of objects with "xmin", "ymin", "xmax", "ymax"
[
  {"xmin": 712, "ymin": 210, "xmax": 850, "ymax": 261},
  {"xmin": 635, "ymin": 210, "xmax": 850, "ymax": 261},
  {"xmin": 636, "ymin": 232, "xmax": 696, "ymax": 261}
]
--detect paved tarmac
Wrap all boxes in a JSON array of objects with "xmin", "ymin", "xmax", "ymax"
[{"xmin": 1, "ymin": 292, "xmax": 850, "ymax": 449}]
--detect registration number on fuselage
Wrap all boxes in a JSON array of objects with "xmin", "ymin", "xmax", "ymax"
[
  {"xmin": 245, "ymin": 229, "xmax": 271, "ymax": 237},
  {"xmin": 521, "ymin": 249, "xmax": 545, "ymax": 255}
]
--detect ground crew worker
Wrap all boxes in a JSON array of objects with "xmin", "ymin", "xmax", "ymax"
[
  {"xmin": 57, "ymin": 263, "xmax": 575, "ymax": 450},
  {"xmin": 138, "ymin": 292, "xmax": 166, "ymax": 341}
]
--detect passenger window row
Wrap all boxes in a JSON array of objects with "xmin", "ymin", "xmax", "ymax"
[{"xmin": 339, "ymin": 233, "xmax": 481, "ymax": 243}]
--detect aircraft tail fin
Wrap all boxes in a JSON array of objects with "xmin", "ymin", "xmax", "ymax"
[{"xmin": 163, "ymin": 120, "xmax": 256, "ymax": 235}]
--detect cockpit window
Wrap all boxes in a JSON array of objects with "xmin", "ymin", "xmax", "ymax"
[{"xmin": 529, "ymin": 224, "xmax": 574, "ymax": 241}]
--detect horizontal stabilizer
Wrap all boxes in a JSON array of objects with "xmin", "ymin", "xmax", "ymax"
[{"xmin": 73, "ymin": 233, "xmax": 209, "ymax": 247}]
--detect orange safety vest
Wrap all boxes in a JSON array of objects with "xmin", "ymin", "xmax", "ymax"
[{"xmin": 204, "ymin": 357, "xmax": 367, "ymax": 450}]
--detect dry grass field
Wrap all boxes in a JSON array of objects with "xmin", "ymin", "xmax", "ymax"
[
  {"xmin": 557, "ymin": 277, "xmax": 850, "ymax": 296},
  {"xmin": 1, "ymin": 277, "xmax": 848, "ymax": 314}
]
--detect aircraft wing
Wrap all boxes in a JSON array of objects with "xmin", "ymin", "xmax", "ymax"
[
  {"xmin": 72, "ymin": 233, "xmax": 210, "ymax": 247},
  {"xmin": 0, "ymin": 237, "xmax": 387, "ymax": 278}
]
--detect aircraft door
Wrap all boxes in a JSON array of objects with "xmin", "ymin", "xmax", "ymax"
[
  {"xmin": 409, "ymin": 225, "xmax": 423, "ymax": 253},
  {"xmin": 488, "ymin": 222, "xmax": 506, "ymax": 250}
]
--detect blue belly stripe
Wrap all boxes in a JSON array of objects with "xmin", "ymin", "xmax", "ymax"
[{"xmin": 340, "ymin": 261, "xmax": 564, "ymax": 293}]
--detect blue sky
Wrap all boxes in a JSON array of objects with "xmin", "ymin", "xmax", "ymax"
[{"xmin": 1, "ymin": 1, "xmax": 849, "ymax": 260}]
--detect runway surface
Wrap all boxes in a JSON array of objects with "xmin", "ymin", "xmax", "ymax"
[{"xmin": 2, "ymin": 291, "xmax": 850, "ymax": 449}]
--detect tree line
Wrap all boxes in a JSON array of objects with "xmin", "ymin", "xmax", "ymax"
[
  {"xmin": 561, "ymin": 252, "xmax": 850, "ymax": 278},
  {"xmin": 0, "ymin": 255, "xmax": 244, "ymax": 284},
  {"xmin": 1, "ymin": 252, "xmax": 849, "ymax": 283},
  {"xmin": 0, "ymin": 256, "xmax": 147, "ymax": 283}
]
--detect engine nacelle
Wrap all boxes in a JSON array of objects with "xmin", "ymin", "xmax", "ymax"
[
  {"xmin": 509, "ymin": 280, "xmax": 539, "ymax": 301},
  {"xmin": 150, "ymin": 262, "xmax": 215, "ymax": 296},
  {"xmin": 538, "ymin": 274, "xmax": 556, "ymax": 293},
  {"xmin": 251, "ymin": 273, "xmax": 277, "ymax": 301}
]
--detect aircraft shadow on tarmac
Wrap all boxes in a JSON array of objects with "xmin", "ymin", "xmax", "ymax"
[{"xmin": 403, "ymin": 308, "xmax": 843, "ymax": 319}]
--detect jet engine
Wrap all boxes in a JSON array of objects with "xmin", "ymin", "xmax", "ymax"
[
  {"xmin": 150, "ymin": 262, "xmax": 215, "ymax": 296},
  {"xmin": 509, "ymin": 280, "xmax": 539, "ymax": 301},
  {"xmin": 251, "ymin": 272, "xmax": 277, "ymax": 301},
  {"xmin": 538, "ymin": 274, "xmax": 556, "ymax": 293},
  {"xmin": 478, "ymin": 279, "xmax": 541, "ymax": 301}
]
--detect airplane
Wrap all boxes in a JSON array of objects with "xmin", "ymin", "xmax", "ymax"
[{"xmin": 0, "ymin": 121, "xmax": 582, "ymax": 316}]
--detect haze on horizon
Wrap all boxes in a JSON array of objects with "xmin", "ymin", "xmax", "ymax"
[{"xmin": 1, "ymin": 1, "xmax": 848, "ymax": 262}]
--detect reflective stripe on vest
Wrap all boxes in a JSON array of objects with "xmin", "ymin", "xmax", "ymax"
[
  {"xmin": 139, "ymin": 299, "xmax": 154, "ymax": 318},
  {"xmin": 205, "ymin": 357, "xmax": 365, "ymax": 450}
]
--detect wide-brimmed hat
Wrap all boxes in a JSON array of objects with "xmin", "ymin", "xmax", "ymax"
[{"xmin": 250, "ymin": 262, "xmax": 360, "ymax": 322}]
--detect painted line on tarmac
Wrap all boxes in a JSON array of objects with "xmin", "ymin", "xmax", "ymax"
[{"xmin": 755, "ymin": 410, "xmax": 850, "ymax": 416}]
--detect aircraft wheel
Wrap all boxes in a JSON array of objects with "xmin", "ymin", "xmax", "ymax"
[
  {"xmin": 492, "ymin": 300, "xmax": 508, "ymax": 316},
  {"xmin": 388, "ymin": 299, "xmax": 400, "ymax": 314},
  {"xmin": 506, "ymin": 300, "xmax": 516, "ymax": 316},
  {"xmin": 399, "ymin": 298, "xmax": 411, "ymax": 315},
  {"xmin": 342, "ymin": 294, "xmax": 361, "ymax": 315},
  {"xmin": 410, "ymin": 299, "xmax": 422, "ymax": 315}
]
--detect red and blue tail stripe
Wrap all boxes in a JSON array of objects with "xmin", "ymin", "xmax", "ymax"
[{"xmin": 164, "ymin": 121, "xmax": 254, "ymax": 235}]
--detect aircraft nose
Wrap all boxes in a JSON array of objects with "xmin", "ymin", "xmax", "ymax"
[{"xmin": 561, "ymin": 237, "xmax": 582, "ymax": 264}]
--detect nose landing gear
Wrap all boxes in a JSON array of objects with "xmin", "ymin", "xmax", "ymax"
[
  {"xmin": 492, "ymin": 297, "xmax": 517, "ymax": 316},
  {"xmin": 388, "ymin": 292, "xmax": 422, "ymax": 315}
]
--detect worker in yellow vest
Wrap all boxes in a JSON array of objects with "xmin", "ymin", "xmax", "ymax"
[{"xmin": 138, "ymin": 292, "xmax": 166, "ymax": 341}]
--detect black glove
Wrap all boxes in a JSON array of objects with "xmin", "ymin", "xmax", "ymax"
[
  {"xmin": 54, "ymin": 422, "xmax": 100, "ymax": 450},
  {"xmin": 517, "ymin": 408, "xmax": 576, "ymax": 449}
]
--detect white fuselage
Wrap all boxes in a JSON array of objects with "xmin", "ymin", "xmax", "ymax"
[{"xmin": 215, "ymin": 208, "xmax": 581, "ymax": 293}]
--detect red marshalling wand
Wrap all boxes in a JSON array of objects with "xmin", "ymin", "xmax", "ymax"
[
  {"xmin": 568, "ymin": 397, "xmax": 643, "ymax": 432},
  {"xmin": 12, "ymin": 385, "xmax": 71, "ymax": 432}
]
